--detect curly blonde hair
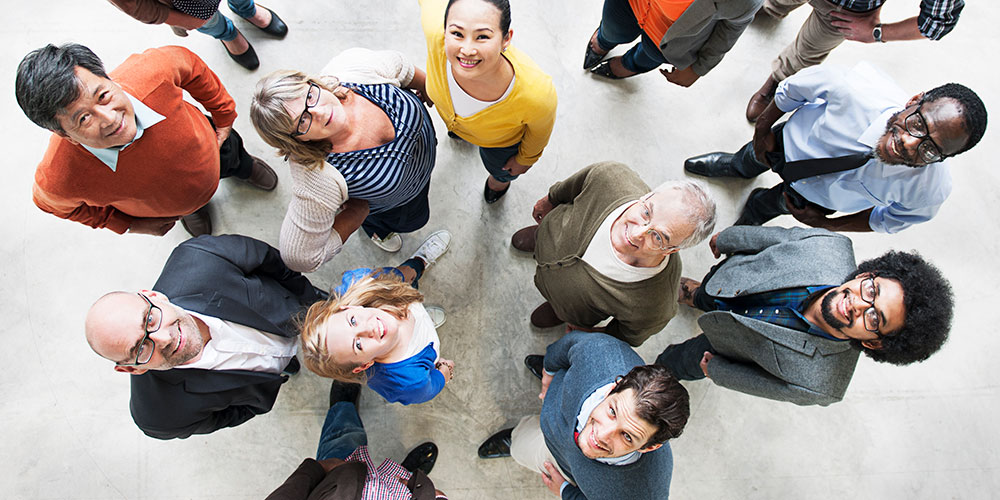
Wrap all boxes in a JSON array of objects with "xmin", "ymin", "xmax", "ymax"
[
  {"xmin": 300, "ymin": 271, "xmax": 423, "ymax": 382},
  {"xmin": 250, "ymin": 70, "xmax": 350, "ymax": 170}
]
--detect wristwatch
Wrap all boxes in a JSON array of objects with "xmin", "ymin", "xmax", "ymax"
[{"xmin": 872, "ymin": 23, "xmax": 885, "ymax": 43}]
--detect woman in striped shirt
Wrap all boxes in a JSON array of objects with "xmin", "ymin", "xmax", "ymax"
[{"xmin": 251, "ymin": 48, "xmax": 439, "ymax": 272}]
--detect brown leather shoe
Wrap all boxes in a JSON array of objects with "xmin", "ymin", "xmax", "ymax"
[
  {"xmin": 530, "ymin": 302, "xmax": 564, "ymax": 328},
  {"xmin": 243, "ymin": 156, "xmax": 278, "ymax": 191},
  {"xmin": 181, "ymin": 204, "xmax": 213, "ymax": 237},
  {"xmin": 511, "ymin": 225, "xmax": 539, "ymax": 252},
  {"xmin": 745, "ymin": 76, "xmax": 778, "ymax": 123}
]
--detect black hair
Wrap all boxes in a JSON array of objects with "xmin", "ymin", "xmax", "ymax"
[
  {"xmin": 15, "ymin": 43, "xmax": 108, "ymax": 132},
  {"xmin": 923, "ymin": 83, "xmax": 988, "ymax": 156},
  {"xmin": 444, "ymin": 0, "xmax": 512, "ymax": 34},
  {"xmin": 849, "ymin": 251, "xmax": 954, "ymax": 365},
  {"xmin": 609, "ymin": 365, "xmax": 690, "ymax": 448}
]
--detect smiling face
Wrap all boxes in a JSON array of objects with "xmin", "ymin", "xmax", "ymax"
[
  {"xmin": 283, "ymin": 83, "xmax": 350, "ymax": 144},
  {"xmin": 874, "ymin": 95, "xmax": 969, "ymax": 167},
  {"xmin": 576, "ymin": 388, "xmax": 661, "ymax": 459},
  {"xmin": 815, "ymin": 274, "xmax": 906, "ymax": 344},
  {"xmin": 321, "ymin": 306, "xmax": 404, "ymax": 372},
  {"xmin": 55, "ymin": 66, "xmax": 136, "ymax": 148},
  {"xmin": 610, "ymin": 190, "xmax": 696, "ymax": 266},
  {"xmin": 86, "ymin": 291, "xmax": 206, "ymax": 374},
  {"xmin": 444, "ymin": 0, "xmax": 512, "ymax": 78}
]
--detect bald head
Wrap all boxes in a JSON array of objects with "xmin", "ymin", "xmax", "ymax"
[{"xmin": 85, "ymin": 291, "xmax": 142, "ymax": 362}]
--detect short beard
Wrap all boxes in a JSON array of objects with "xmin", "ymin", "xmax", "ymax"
[{"xmin": 821, "ymin": 289, "xmax": 849, "ymax": 331}]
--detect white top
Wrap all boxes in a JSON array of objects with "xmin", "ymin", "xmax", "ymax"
[
  {"xmin": 176, "ymin": 311, "xmax": 298, "ymax": 374},
  {"xmin": 446, "ymin": 61, "xmax": 515, "ymax": 117},
  {"xmin": 402, "ymin": 303, "xmax": 441, "ymax": 361},
  {"xmin": 581, "ymin": 202, "xmax": 669, "ymax": 282}
]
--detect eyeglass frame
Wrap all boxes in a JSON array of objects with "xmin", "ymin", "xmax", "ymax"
[
  {"xmin": 289, "ymin": 82, "xmax": 321, "ymax": 138},
  {"xmin": 635, "ymin": 196, "xmax": 676, "ymax": 252},
  {"xmin": 115, "ymin": 292, "xmax": 163, "ymax": 367},
  {"xmin": 857, "ymin": 276, "xmax": 889, "ymax": 338},
  {"xmin": 902, "ymin": 100, "xmax": 950, "ymax": 164}
]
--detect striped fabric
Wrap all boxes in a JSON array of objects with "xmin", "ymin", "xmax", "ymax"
[
  {"xmin": 327, "ymin": 83, "xmax": 437, "ymax": 215},
  {"xmin": 345, "ymin": 445, "xmax": 416, "ymax": 500},
  {"xmin": 829, "ymin": 0, "xmax": 963, "ymax": 40}
]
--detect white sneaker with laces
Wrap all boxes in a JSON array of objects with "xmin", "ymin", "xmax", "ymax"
[
  {"xmin": 425, "ymin": 305, "xmax": 446, "ymax": 328},
  {"xmin": 370, "ymin": 232, "xmax": 403, "ymax": 253},
  {"xmin": 411, "ymin": 230, "xmax": 451, "ymax": 267}
]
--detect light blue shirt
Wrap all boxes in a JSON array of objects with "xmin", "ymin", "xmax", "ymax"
[
  {"xmin": 82, "ymin": 92, "xmax": 165, "ymax": 172},
  {"xmin": 773, "ymin": 62, "xmax": 952, "ymax": 234}
]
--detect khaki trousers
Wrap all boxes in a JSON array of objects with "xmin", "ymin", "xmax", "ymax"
[
  {"xmin": 510, "ymin": 415, "xmax": 574, "ymax": 485},
  {"xmin": 766, "ymin": 0, "xmax": 880, "ymax": 80}
]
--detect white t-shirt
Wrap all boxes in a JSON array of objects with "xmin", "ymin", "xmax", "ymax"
[
  {"xmin": 401, "ymin": 303, "xmax": 441, "ymax": 361},
  {"xmin": 447, "ymin": 62, "xmax": 515, "ymax": 117}
]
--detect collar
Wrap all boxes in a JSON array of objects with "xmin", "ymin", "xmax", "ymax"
[
  {"xmin": 857, "ymin": 106, "xmax": 901, "ymax": 152},
  {"xmin": 81, "ymin": 92, "xmax": 166, "ymax": 171}
]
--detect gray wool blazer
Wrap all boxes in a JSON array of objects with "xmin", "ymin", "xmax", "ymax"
[
  {"xmin": 657, "ymin": 0, "xmax": 763, "ymax": 76},
  {"xmin": 700, "ymin": 226, "xmax": 862, "ymax": 406}
]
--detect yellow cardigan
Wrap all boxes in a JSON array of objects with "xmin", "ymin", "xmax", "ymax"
[{"xmin": 419, "ymin": 0, "xmax": 557, "ymax": 166}]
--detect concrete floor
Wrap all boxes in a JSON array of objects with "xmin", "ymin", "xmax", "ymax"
[{"xmin": 3, "ymin": 1, "xmax": 998, "ymax": 499}]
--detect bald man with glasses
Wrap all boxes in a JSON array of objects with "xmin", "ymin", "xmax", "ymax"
[{"xmin": 85, "ymin": 234, "xmax": 325, "ymax": 439}]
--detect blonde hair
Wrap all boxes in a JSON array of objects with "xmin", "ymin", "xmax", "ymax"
[
  {"xmin": 300, "ymin": 271, "xmax": 423, "ymax": 382},
  {"xmin": 250, "ymin": 70, "xmax": 350, "ymax": 170}
]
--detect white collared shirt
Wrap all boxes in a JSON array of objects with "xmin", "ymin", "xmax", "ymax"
[
  {"xmin": 81, "ymin": 92, "xmax": 166, "ymax": 172},
  {"xmin": 176, "ymin": 311, "xmax": 297, "ymax": 374}
]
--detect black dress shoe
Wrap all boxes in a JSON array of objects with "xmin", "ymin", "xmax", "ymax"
[
  {"xmin": 478, "ymin": 428, "xmax": 513, "ymax": 459},
  {"xmin": 329, "ymin": 380, "xmax": 361, "ymax": 408},
  {"xmin": 224, "ymin": 39, "xmax": 259, "ymax": 70},
  {"xmin": 524, "ymin": 355, "xmax": 544, "ymax": 380},
  {"xmin": 281, "ymin": 357, "xmax": 300, "ymax": 376},
  {"xmin": 684, "ymin": 152, "xmax": 741, "ymax": 178},
  {"xmin": 251, "ymin": 5, "xmax": 288, "ymax": 38},
  {"xmin": 401, "ymin": 442, "xmax": 438, "ymax": 475},
  {"xmin": 590, "ymin": 59, "xmax": 626, "ymax": 80},
  {"xmin": 484, "ymin": 179, "xmax": 510, "ymax": 204},
  {"xmin": 530, "ymin": 302, "xmax": 564, "ymax": 329},
  {"xmin": 583, "ymin": 27, "xmax": 606, "ymax": 70}
]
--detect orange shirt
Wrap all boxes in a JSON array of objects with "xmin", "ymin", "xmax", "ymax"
[{"xmin": 628, "ymin": 0, "xmax": 696, "ymax": 44}]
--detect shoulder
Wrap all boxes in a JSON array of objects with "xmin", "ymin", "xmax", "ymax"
[
  {"xmin": 510, "ymin": 51, "xmax": 557, "ymax": 107},
  {"xmin": 112, "ymin": 46, "xmax": 197, "ymax": 96}
]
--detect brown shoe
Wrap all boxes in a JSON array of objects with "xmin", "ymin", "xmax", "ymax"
[
  {"xmin": 530, "ymin": 302, "xmax": 564, "ymax": 328},
  {"xmin": 181, "ymin": 205, "xmax": 213, "ymax": 237},
  {"xmin": 243, "ymin": 156, "xmax": 278, "ymax": 191},
  {"xmin": 511, "ymin": 225, "xmax": 539, "ymax": 252},
  {"xmin": 745, "ymin": 76, "xmax": 778, "ymax": 123}
]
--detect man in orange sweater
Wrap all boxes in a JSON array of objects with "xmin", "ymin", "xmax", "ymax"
[{"xmin": 15, "ymin": 43, "xmax": 277, "ymax": 236}]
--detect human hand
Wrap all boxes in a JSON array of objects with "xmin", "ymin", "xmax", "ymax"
[
  {"xmin": 317, "ymin": 457, "xmax": 346, "ymax": 472},
  {"xmin": 700, "ymin": 351, "xmax": 714, "ymax": 378},
  {"xmin": 829, "ymin": 9, "xmax": 881, "ymax": 42},
  {"xmin": 532, "ymin": 196, "xmax": 555, "ymax": 223},
  {"xmin": 502, "ymin": 156, "xmax": 531, "ymax": 176},
  {"xmin": 128, "ymin": 216, "xmax": 180, "ymax": 236},
  {"xmin": 708, "ymin": 232, "xmax": 721, "ymax": 258},
  {"xmin": 411, "ymin": 89, "xmax": 434, "ymax": 107},
  {"xmin": 752, "ymin": 127, "xmax": 777, "ymax": 166},
  {"xmin": 215, "ymin": 125, "xmax": 232, "ymax": 149},
  {"xmin": 540, "ymin": 462, "xmax": 566, "ymax": 496},
  {"xmin": 436, "ymin": 359, "xmax": 455, "ymax": 383},
  {"xmin": 784, "ymin": 193, "xmax": 829, "ymax": 228},
  {"xmin": 660, "ymin": 66, "xmax": 700, "ymax": 87},
  {"xmin": 539, "ymin": 370, "xmax": 553, "ymax": 400}
]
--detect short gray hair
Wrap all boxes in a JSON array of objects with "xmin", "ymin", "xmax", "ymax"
[{"xmin": 650, "ymin": 180, "xmax": 716, "ymax": 249}]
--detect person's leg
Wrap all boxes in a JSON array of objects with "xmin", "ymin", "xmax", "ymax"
[
  {"xmin": 761, "ymin": 0, "xmax": 809, "ymax": 19},
  {"xmin": 196, "ymin": 11, "xmax": 239, "ymax": 41},
  {"xmin": 226, "ymin": 0, "xmax": 258, "ymax": 19},
  {"xmin": 218, "ymin": 126, "xmax": 255, "ymax": 179},
  {"xmin": 316, "ymin": 402, "xmax": 367, "ymax": 460},
  {"xmin": 655, "ymin": 334, "xmax": 716, "ymax": 381},
  {"xmin": 596, "ymin": 0, "xmax": 643, "ymax": 50},
  {"xmin": 396, "ymin": 258, "xmax": 426, "ymax": 289},
  {"xmin": 735, "ymin": 183, "xmax": 791, "ymax": 226},
  {"xmin": 360, "ymin": 181, "xmax": 432, "ymax": 239},
  {"xmin": 770, "ymin": 0, "xmax": 846, "ymax": 82},
  {"xmin": 479, "ymin": 143, "xmax": 521, "ymax": 184},
  {"xmin": 509, "ymin": 415, "xmax": 574, "ymax": 483},
  {"xmin": 619, "ymin": 34, "xmax": 669, "ymax": 74}
]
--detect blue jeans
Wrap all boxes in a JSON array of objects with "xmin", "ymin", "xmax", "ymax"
[
  {"xmin": 316, "ymin": 402, "xmax": 368, "ymax": 461},
  {"xmin": 597, "ymin": 0, "xmax": 670, "ymax": 73},
  {"xmin": 479, "ymin": 142, "xmax": 522, "ymax": 182},
  {"xmin": 196, "ymin": 0, "xmax": 257, "ymax": 41}
]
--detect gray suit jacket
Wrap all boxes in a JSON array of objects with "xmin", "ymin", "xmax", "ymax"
[
  {"xmin": 700, "ymin": 226, "xmax": 861, "ymax": 406},
  {"xmin": 658, "ymin": 0, "xmax": 763, "ymax": 76}
]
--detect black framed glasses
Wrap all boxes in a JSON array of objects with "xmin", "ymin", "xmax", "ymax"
[
  {"xmin": 903, "ymin": 104, "xmax": 947, "ymax": 164},
  {"xmin": 116, "ymin": 293, "xmax": 163, "ymax": 366},
  {"xmin": 290, "ymin": 82, "xmax": 321, "ymax": 138},
  {"xmin": 858, "ymin": 277, "xmax": 885, "ymax": 337}
]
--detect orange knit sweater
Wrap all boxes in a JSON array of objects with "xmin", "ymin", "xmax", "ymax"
[
  {"xmin": 629, "ymin": 0, "xmax": 696, "ymax": 43},
  {"xmin": 32, "ymin": 46, "xmax": 237, "ymax": 233}
]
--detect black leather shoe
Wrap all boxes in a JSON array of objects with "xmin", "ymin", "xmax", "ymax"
[
  {"xmin": 524, "ymin": 355, "xmax": 544, "ymax": 380},
  {"xmin": 484, "ymin": 179, "xmax": 510, "ymax": 204},
  {"xmin": 583, "ymin": 27, "xmax": 606, "ymax": 70},
  {"xmin": 401, "ymin": 442, "xmax": 438, "ymax": 475},
  {"xmin": 224, "ymin": 38, "xmax": 259, "ymax": 70},
  {"xmin": 530, "ymin": 302, "xmax": 564, "ymax": 328},
  {"xmin": 281, "ymin": 357, "xmax": 300, "ymax": 376},
  {"xmin": 329, "ymin": 380, "xmax": 361, "ymax": 408},
  {"xmin": 478, "ymin": 428, "xmax": 513, "ymax": 459},
  {"xmin": 590, "ymin": 59, "xmax": 627, "ymax": 80},
  {"xmin": 251, "ymin": 5, "xmax": 288, "ymax": 38},
  {"xmin": 684, "ymin": 152, "xmax": 741, "ymax": 178}
]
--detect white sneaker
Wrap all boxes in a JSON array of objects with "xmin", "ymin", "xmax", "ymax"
[
  {"xmin": 425, "ymin": 305, "xmax": 446, "ymax": 328},
  {"xmin": 411, "ymin": 230, "xmax": 451, "ymax": 267},
  {"xmin": 370, "ymin": 232, "xmax": 402, "ymax": 253}
]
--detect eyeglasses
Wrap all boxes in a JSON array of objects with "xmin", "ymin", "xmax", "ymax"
[
  {"xmin": 636, "ymin": 198, "xmax": 674, "ymax": 252},
  {"xmin": 903, "ymin": 104, "xmax": 947, "ymax": 164},
  {"xmin": 858, "ymin": 277, "xmax": 886, "ymax": 337},
  {"xmin": 116, "ymin": 293, "xmax": 162, "ymax": 366},
  {"xmin": 290, "ymin": 83, "xmax": 321, "ymax": 138}
]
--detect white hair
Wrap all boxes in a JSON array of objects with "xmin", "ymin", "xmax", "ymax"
[{"xmin": 650, "ymin": 180, "xmax": 716, "ymax": 249}]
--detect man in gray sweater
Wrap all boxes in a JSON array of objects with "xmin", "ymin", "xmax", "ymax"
[{"xmin": 478, "ymin": 333, "xmax": 689, "ymax": 499}]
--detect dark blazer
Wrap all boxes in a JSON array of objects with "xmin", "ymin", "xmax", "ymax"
[{"xmin": 129, "ymin": 234, "xmax": 323, "ymax": 439}]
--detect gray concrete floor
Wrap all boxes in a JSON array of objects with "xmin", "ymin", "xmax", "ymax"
[{"xmin": 2, "ymin": 1, "xmax": 998, "ymax": 499}]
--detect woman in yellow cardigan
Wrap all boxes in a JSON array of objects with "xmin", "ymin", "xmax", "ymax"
[{"xmin": 418, "ymin": 0, "xmax": 557, "ymax": 203}]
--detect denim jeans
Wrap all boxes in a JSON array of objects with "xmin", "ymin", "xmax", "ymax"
[
  {"xmin": 479, "ymin": 142, "xmax": 522, "ymax": 182},
  {"xmin": 316, "ymin": 402, "xmax": 368, "ymax": 461},
  {"xmin": 196, "ymin": 0, "xmax": 257, "ymax": 41},
  {"xmin": 596, "ymin": 0, "xmax": 670, "ymax": 73}
]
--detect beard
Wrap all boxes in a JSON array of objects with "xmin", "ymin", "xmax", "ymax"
[
  {"xmin": 821, "ymin": 289, "xmax": 849, "ymax": 331},
  {"xmin": 161, "ymin": 309, "xmax": 205, "ymax": 367},
  {"xmin": 874, "ymin": 111, "xmax": 924, "ymax": 168}
]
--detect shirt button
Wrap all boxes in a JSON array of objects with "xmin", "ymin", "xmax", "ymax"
[
  {"xmin": 758, "ymin": 309, "xmax": 763, "ymax": 314},
  {"xmin": 775, "ymin": 310, "xmax": 780, "ymax": 314}
]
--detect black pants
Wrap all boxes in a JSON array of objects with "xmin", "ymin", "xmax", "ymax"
[
  {"xmin": 207, "ymin": 114, "xmax": 253, "ymax": 180},
  {"xmin": 361, "ymin": 181, "xmax": 432, "ymax": 239}
]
